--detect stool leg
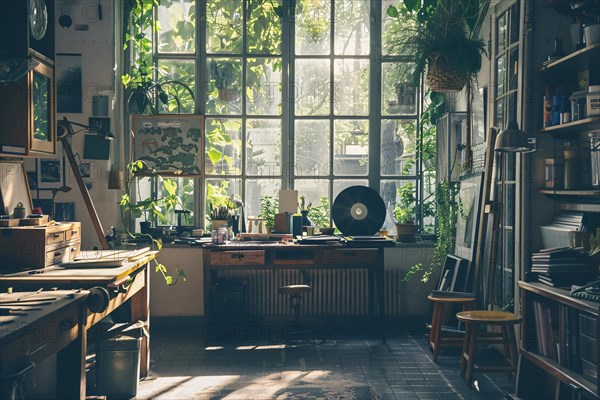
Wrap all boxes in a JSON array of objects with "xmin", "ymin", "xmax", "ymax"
[
  {"xmin": 501, "ymin": 325, "xmax": 512, "ymax": 370},
  {"xmin": 460, "ymin": 322, "xmax": 471, "ymax": 378},
  {"xmin": 430, "ymin": 303, "xmax": 442, "ymax": 361},
  {"xmin": 465, "ymin": 323, "xmax": 477, "ymax": 385},
  {"xmin": 507, "ymin": 324, "xmax": 519, "ymax": 374}
]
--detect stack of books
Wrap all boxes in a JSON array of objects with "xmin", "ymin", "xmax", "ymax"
[{"xmin": 532, "ymin": 247, "xmax": 593, "ymax": 287}]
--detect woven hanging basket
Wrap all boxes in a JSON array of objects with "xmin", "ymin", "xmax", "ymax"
[{"xmin": 426, "ymin": 53, "xmax": 468, "ymax": 93}]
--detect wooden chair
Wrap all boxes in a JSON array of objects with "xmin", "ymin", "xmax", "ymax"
[
  {"xmin": 427, "ymin": 294, "xmax": 476, "ymax": 362},
  {"xmin": 456, "ymin": 310, "xmax": 521, "ymax": 386}
]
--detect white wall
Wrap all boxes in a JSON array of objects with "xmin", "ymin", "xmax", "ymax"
[
  {"xmin": 52, "ymin": 0, "xmax": 120, "ymax": 249},
  {"xmin": 151, "ymin": 247, "xmax": 205, "ymax": 317}
]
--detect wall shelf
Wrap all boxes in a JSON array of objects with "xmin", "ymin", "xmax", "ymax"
[
  {"xmin": 540, "ymin": 43, "xmax": 600, "ymax": 74},
  {"xmin": 539, "ymin": 117, "xmax": 600, "ymax": 135},
  {"xmin": 539, "ymin": 189, "xmax": 600, "ymax": 198}
]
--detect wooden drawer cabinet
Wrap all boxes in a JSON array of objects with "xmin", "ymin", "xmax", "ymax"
[
  {"xmin": 209, "ymin": 250, "xmax": 265, "ymax": 266},
  {"xmin": 0, "ymin": 222, "xmax": 81, "ymax": 271},
  {"xmin": 320, "ymin": 248, "xmax": 378, "ymax": 264}
]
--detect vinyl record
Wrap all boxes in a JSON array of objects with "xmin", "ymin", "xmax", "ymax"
[{"xmin": 332, "ymin": 186, "xmax": 386, "ymax": 235}]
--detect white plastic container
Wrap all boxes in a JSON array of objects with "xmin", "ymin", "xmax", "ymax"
[
  {"xmin": 587, "ymin": 85, "xmax": 600, "ymax": 117},
  {"xmin": 584, "ymin": 24, "xmax": 600, "ymax": 46}
]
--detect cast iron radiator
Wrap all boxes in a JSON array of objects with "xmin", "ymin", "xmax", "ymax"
[{"xmin": 213, "ymin": 269, "xmax": 406, "ymax": 316}]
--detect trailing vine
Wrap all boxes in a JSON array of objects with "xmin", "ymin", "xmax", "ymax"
[{"xmin": 403, "ymin": 181, "xmax": 459, "ymax": 282}]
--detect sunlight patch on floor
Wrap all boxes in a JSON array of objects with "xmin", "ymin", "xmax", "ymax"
[{"xmin": 137, "ymin": 374, "xmax": 240, "ymax": 399}]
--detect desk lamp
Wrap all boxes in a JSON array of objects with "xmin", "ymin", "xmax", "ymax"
[{"xmin": 57, "ymin": 117, "xmax": 114, "ymax": 249}]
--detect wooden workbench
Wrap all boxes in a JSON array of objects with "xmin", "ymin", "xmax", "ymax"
[
  {"xmin": 0, "ymin": 290, "xmax": 89, "ymax": 399},
  {"xmin": 0, "ymin": 250, "xmax": 157, "ymax": 399}
]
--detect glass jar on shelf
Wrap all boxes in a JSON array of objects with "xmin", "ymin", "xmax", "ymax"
[
  {"xmin": 563, "ymin": 142, "xmax": 580, "ymax": 190},
  {"xmin": 590, "ymin": 132, "xmax": 600, "ymax": 188}
]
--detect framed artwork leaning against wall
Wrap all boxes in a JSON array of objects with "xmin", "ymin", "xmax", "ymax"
[{"xmin": 454, "ymin": 173, "xmax": 484, "ymax": 262}]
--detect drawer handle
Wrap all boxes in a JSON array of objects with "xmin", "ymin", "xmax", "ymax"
[
  {"xmin": 54, "ymin": 251, "xmax": 63, "ymax": 257},
  {"xmin": 71, "ymin": 230, "xmax": 78, "ymax": 235},
  {"xmin": 231, "ymin": 253, "xmax": 245, "ymax": 259},
  {"xmin": 53, "ymin": 233, "xmax": 61, "ymax": 239}
]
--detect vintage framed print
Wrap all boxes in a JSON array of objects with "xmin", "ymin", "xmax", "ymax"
[
  {"xmin": 56, "ymin": 53, "xmax": 82, "ymax": 113},
  {"xmin": 454, "ymin": 173, "xmax": 484, "ymax": 262},
  {"xmin": 132, "ymin": 115, "xmax": 203, "ymax": 175},
  {"xmin": 88, "ymin": 117, "xmax": 111, "ymax": 135},
  {"xmin": 38, "ymin": 157, "xmax": 63, "ymax": 189}
]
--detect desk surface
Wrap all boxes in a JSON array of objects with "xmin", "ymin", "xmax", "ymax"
[
  {"xmin": 0, "ymin": 251, "xmax": 158, "ymax": 287},
  {"xmin": 0, "ymin": 289, "xmax": 88, "ymax": 341}
]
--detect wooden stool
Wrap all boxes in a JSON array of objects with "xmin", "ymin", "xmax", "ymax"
[
  {"xmin": 456, "ymin": 310, "xmax": 521, "ymax": 386},
  {"xmin": 278, "ymin": 284, "xmax": 311, "ymax": 322},
  {"xmin": 427, "ymin": 295, "xmax": 476, "ymax": 362}
]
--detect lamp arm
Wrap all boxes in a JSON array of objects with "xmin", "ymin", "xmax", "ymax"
[{"xmin": 59, "ymin": 136, "xmax": 110, "ymax": 250}]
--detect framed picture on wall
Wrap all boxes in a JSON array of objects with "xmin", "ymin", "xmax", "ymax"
[
  {"xmin": 132, "ymin": 115, "xmax": 203, "ymax": 175},
  {"xmin": 56, "ymin": 53, "xmax": 82, "ymax": 113},
  {"xmin": 54, "ymin": 202, "xmax": 75, "ymax": 222},
  {"xmin": 454, "ymin": 173, "xmax": 484, "ymax": 261},
  {"xmin": 38, "ymin": 158, "xmax": 63, "ymax": 189}
]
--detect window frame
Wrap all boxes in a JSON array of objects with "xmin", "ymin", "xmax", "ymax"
[{"xmin": 140, "ymin": 0, "xmax": 427, "ymax": 233}]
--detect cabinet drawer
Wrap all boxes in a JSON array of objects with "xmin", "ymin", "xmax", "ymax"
[
  {"xmin": 320, "ymin": 248, "xmax": 378, "ymax": 264},
  {"xmin": 46, "ymin": 245, "xmax": 72, "ymax": 267},
  {"xmin": 66, "ymin": 227, "xmax": 80, "ymax": 241},
  {"xmin": 46, "ymin": 230, "xmax": 65, "ymax": 245},
  {"xmin": 209, "ymin": 250, "xmax": 265, "ymax": 266}
]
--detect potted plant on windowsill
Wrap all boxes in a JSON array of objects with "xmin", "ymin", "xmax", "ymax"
[
  {"xmin": 387, "ymin": 0, "xmax": 486, "ymax": 93},
  {"xmin": 258, "ymin": 195, "xmax": 278, "ymax": 233},
  {"xmin": 394, "ymin": 183, "xmax": 419, "ymax": 243},
  {"xmin": 307, "ymin": 196, "xmax": 334, "ymax": 235}
]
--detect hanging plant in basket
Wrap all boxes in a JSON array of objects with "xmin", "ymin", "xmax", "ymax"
[{"xmin": 387, "ymin": 0, "xmax": 487, "ymax": 93}]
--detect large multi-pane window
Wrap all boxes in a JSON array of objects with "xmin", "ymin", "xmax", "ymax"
[{"xmin": 146, "ymin": 0, "xmax": 425, "ymax": 234}]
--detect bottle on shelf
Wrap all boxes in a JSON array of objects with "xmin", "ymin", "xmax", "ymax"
[
  {"xmin": 563, "ymin": 142, "xmax": 580, "ymax": 190},
  {"xmin": 548, "ymin": 38, "xmax": 566, "ymax": 61},
  {"xmin": 544, "ymin": 86, "xmax": 554, "ymax": 128}
]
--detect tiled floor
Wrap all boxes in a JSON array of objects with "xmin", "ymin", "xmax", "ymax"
[{"xmin": 136, "ymin": 319, "xmax": 514, "ymax": 400}]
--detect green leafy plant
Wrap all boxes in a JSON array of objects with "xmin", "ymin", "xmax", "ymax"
[
  {"xmin": 387, "ymin": 0, "xmax": 486, "ymax": 92},
  {"xmin": 123, "ymin": 0, "xmax": 194, "ymax": 114},
  {"xmin": 258, "ymin": 195, "xmax": 278, "ymax": 229},
  {"xmin": 119, "ymin": 160, "xmax": 186, "ymax": 285},
  {"xmin": 404, "ymin": 182, "xmax": 459, "ymax": 283},
  {"xmin": 307, "ymin": 197, "xmax": 330, "ymax": 229},
  {"xmin": 394, "ymin": 183, "xmax": 418, "ymax": 224}
]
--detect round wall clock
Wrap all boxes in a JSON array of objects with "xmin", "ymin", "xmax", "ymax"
[{"xmin": 29, "ymin": 0, "xmax": 48, "ymax": 40}]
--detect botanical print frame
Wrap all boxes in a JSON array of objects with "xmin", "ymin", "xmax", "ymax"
[
  {"xmin": 454, "ymin": 173, "xmax": 484, "ymax": 262},
  {"xmin": 132, "ymin": 115, "xmax": 203, "ymax": 175},
  {"xmin": 38, "ymin": 158, "xmax": 64, "ymax": 189}
]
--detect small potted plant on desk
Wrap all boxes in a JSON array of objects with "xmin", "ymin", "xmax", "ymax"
[
  {"xmin": 119, "ymin": 160, "xmax": 186, "ymax": 285},
  {"xmin": 258, "ymin": 195, "xmax": 278, "ymax": 234},
  {"xmin": 209, "ymin": 203, "xmax": 231, "ymax": 232},
  {"xmin": 119, "ymin": 162, "xmax": 181, "ymax": 238},
  {"xmin": 394, "ymin": 184, "xmax": 419, "ymax": 243},
  {"xmin": 308, "ymin": 197, "xmax": 334, "ymax": 235}
]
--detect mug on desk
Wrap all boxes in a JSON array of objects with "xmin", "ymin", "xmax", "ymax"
[{"xmin": 13, "ymin": 202, "xmax": 26, "ymax": 219}]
